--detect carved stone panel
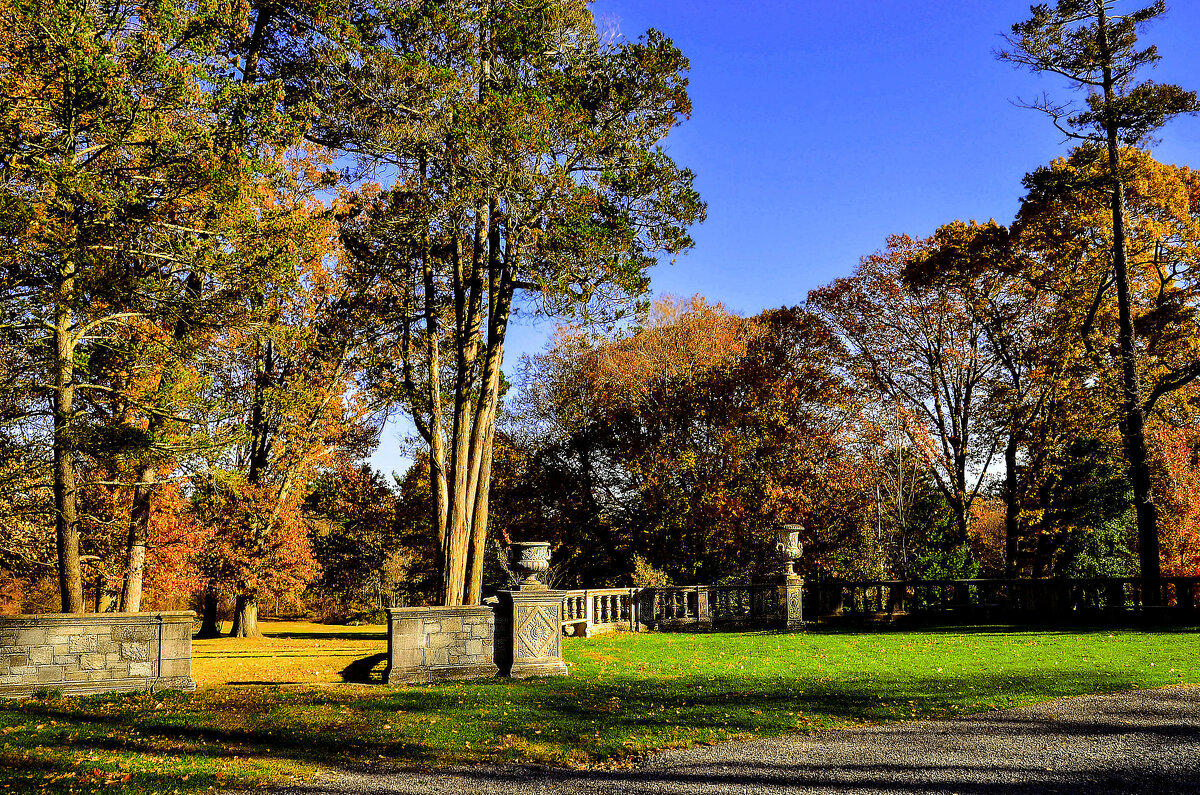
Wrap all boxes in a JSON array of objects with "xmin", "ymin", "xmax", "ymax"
[{"xmin": 515, "ymin": 604, "xmax": 560, "ymax": 659}]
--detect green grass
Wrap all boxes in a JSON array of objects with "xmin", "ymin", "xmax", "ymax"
[{"xmin": 2, "ymin": 623, "xmax": 1198, "ymax": 794}]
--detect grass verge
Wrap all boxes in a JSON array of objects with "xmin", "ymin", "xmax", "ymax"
[{"xmin": 1, "ymin": 622, "xmax": 1197, "ymax": 793}]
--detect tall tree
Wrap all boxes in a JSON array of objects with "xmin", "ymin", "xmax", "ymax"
[
  {"xmin": 332, "ymin": 1, "xmax": 703, "ymax": 605},
  {"xmin": 998, "ymin": 0, "xmax": 1199, "ymax": 584},
  {"xmin": 0, "ymin": 0, "xmax": 279, "ymax": 611},
  {"xmin": 905, "ymin": 220, "xmax": 1071, "ymax": 576},
  {"xmin": 195, "ymin": 190, "xmax": 381, "ymax": 637}
]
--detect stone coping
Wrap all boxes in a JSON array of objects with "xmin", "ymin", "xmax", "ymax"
[
  {"xmin": 0, "ymin": 611, "xmax": 195, "ymax": 622},
  {"xmin": 385, "ymin": 605, "xmax": 494, "ymax": 614}
]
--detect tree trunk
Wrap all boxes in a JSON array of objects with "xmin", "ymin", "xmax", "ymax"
[
  {"xmin": 464, "ymin": 420, "xmax": 496, "ymax": 606},
  {"xmin": 120, "ymin": 465, "xmax": 155, "ymax": 612},
  {"xmin": 120, "ymin": 271, "xmax": 201, "ymax": 613},
  {"xmin": 195, "ymin": 587, "xmax": 223, "ymax": 638},
  {"xmin": 229, "ymin": 593, "xmax": 261, "ymax": 638},
  {"xmin": 463, "ymin": 263, "xmax": 513, "ymax": 605},
  {"xmin": 54, "ymin": 260, "xmax": 84, "ymax": 613},
  {"xmin": 1004, "ymin": 435, "xmax": 1020, "ymax": 578},
  {"xmin": 1097, "ymin": 9, "xmax": 1160, "ymax": 597}
]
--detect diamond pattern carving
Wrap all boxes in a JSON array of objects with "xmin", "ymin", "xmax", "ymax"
[{"xmin": 515, "ymin": 605, "xmax": 557, "ymax": 659}]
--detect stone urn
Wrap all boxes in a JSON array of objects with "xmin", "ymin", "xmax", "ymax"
[
  {"xmin": 776, "ymin": 525, "xmax": 804, "ymax": 579},
  {"xmin": 507, "ymin": 541, "xmax": 551, "ymax": 591}
]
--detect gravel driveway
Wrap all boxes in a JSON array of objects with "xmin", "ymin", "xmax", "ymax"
[{"xmin": 245, "ymin": 685, "xmax": 1200, "ymax": 795}]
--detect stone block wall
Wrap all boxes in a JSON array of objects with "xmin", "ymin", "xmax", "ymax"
[
  {"xmin": 0, "ymin": 612, "xmax": 196, "ymax": 697},
  {"xmin": 384, "ymin": 606, "xmax": 498, "ymax": 684}
]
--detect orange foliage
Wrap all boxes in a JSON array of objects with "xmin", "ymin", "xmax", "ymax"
[
  {"xmin": 1149, "ymin": 426, "xmax": 1200, "ymax": 576},
  {"xmin": 194, "ymin": 479, "xmax": 320, "ymax": 601}
]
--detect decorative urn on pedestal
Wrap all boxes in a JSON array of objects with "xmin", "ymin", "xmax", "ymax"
[
  {"xmin": 776, "ymin": 524, "xmax": 805, "ymax": 629},
  {"xmin": 494, "ymin": 540, "xmax": 568, "ymax": 678},
  {"xmin": 507, "ymin": 541, "xmax": 551, "ymax": 590}
]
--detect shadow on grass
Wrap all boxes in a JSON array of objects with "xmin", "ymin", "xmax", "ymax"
[
  {"xmin": 259, "ymin": 629, "xmax": 387, "ymax": 642},
  {"xmin": 341, "ymin": 653, "xmax": 388, "ymax": 684},
  {"xmin": 8, "ymin": 667, "xmax": 1183, "ymax": 758}
]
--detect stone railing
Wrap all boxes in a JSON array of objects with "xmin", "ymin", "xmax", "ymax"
[
  {"xmin": 0, "ymin": 611, "xmax": 196, "ymax": 697},
  {"xmin": 562, "ymin": 583, "xmax": 799, "ymax": 636},
  {"xmin": 562, "ymin": 588, "xmax": 636, "ymax": 636},
  {"xmin": 808, "ymin": 577, "xmax": 1200, "ymax": 621},
  {"xmin": 559, "ymin": 577, "xmax": 1200, "ymax": 638},
  {"xmin": 710, "ymin": 584, "xmax": 782, "ymax": 625}
]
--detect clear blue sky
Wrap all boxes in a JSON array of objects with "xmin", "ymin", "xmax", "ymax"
[{"xmin": 370, "ymin": 0, "xmax": 1200, "ymax": 477}]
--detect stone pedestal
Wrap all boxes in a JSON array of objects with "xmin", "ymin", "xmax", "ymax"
[
  {"xmin": 780, "ymin": 578, "xmax": 805, "ymax": 630},
  {"xmin": 493, "ymin": 590, "xmax": 569, "ymax": 678}
]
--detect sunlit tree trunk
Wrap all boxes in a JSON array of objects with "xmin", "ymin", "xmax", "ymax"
[
  {"xmin": 230, "ymin": 593, "xmax": 260, "ymax": 638},
  {"xmin": 54, "ymin": 257, "xmax": 84, "ymax": 613}
]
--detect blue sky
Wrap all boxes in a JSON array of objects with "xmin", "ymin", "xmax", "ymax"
[{"xmin": 370, "ymin": 0, "xmax": 1200, "ymax": 477}]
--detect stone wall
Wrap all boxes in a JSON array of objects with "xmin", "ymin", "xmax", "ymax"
[
  {"xmin": 384, "ymin": 606, "xmax": 498, "ymax": 684},
  {"xmin": 0, "ymin": 612, "xmax": 196, "ymax": 698}
]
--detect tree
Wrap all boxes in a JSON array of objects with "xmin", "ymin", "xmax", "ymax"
[
  {"xmin": 905, "ymin": 219, "xmax": 1085, "ymax": 576},
  {"xmin": 0, "ymin": 0, "xmax": 289, "ymax": 611},
  {"xmin": 810, "ymin": 235, "xmax": 1005, "ymax": 550},
  {"xmin": 194, "ymin": 202, "xmax": 382, "ymax": 637},
  {"xmin": 506, "ymin": 298, "xmax": 865, "ymax": 584},
  {"xmin": 1015, "ymin": 147, "xmax": 1200, "ymax": 575},
  {"xmin": 1149, "ymin": 425, "xmax": 1200, "ymax": 576},
  {"xmin": 331, "ymin": 1, "xmax": 703, "ymax": 605},
  {"xmin": 307, "ymin": 465, "xmax": 416, "ymax": 613},
  {"xmin": 999, "ymin": 0, "xmax": 1199, "ymax": 585}
]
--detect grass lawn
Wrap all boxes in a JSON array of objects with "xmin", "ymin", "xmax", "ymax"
[{"xmin": 1, "ymin": 620, "xmax": 1198, "ymax": 794}]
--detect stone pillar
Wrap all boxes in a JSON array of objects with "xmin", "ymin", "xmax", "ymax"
[
  {"xmin": 493, "ymin": 589, "xmax": 569, "ymax": 678},
  {"xmin": 780, "ymin": 578, "xmax": 805, "ymax": 629}
]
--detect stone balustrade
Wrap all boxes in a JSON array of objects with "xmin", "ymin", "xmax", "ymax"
[{"xmin": 562, "ymin": 582, "xmax": 803, "ymax": 636}]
